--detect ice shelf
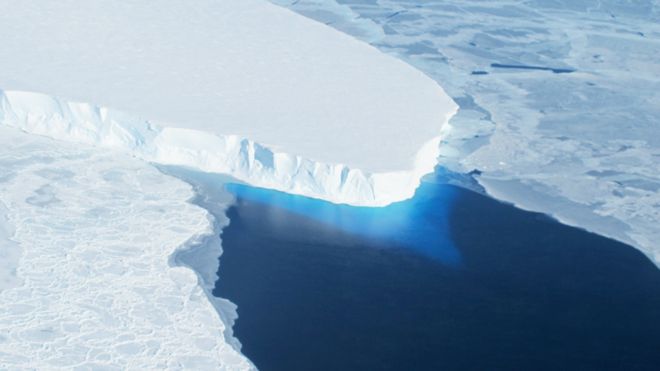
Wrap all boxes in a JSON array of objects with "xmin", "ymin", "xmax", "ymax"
[{"xmin": 0, "ymin": 0, "xmax": 457, "ymax": 206}]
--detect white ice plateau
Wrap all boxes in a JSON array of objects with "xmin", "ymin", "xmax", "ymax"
[{"xmin": 0, "ymin": 0, "xmax": 456, "ymax": 207}]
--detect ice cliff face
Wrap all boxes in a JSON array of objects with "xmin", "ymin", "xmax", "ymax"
[
  {"xmin": 0, "ymin": 0, "xmax": 459, "ymax": 368},
  {"xmin": 0, "ymin": 90, "xmax": 455, "ymax": 206},
  {"xmin": 0, "ymin": 0, "xmax": 457, "ymax": 207}
]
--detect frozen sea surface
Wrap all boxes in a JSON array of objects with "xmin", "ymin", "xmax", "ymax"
[
  {"xmin": 0, "ymin": 127, "xmax": 253, "ymax": 369},
  {"xmin": 0, "ymin": 201, "xmax": 20, "ymax": 290},
  {"xmin": 269, "ymin": 0, "xmax": 660, "ymax": 263}
]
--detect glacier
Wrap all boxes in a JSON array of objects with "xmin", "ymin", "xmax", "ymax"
[{"xmin": 0, "ymin": 0, "xmax": 457, "ymax": 206}]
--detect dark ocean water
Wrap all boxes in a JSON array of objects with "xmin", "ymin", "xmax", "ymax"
[{"xmin": 213, "ymin": 175, "xmax": 660, "ymax": 371}]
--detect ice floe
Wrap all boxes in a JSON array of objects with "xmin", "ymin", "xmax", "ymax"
[{"xmin": 0, "ymin": 127, "xmax": 253, "ymax": 369}]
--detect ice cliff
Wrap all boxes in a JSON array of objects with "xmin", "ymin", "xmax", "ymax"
[
  {"xmin": 0, "ymin": 90, "xmax": 455, "ymax": 206},
  {"xmin": 0, "ymin": 0, "xmax": 457, "ymax": 206}
]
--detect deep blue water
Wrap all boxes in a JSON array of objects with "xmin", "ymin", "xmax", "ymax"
[{"xmin": 213, "ymin": 174, "xmax": 660, "ymax": 371}]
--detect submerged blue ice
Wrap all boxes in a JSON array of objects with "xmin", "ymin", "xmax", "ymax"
[
  {"xmin": 226, "ymin": 177, "xmax": 462, "ymax": 266},
  {"xmin": 217, "ymin": 167, "xmax": 660, "ymax": 371}
]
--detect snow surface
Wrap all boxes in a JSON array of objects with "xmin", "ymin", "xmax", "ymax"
[
  {"xmin": 0, "ymin": 0, "xmax": 457, "ymax": 206},
  {"xmin": 0, "ymin": 126, "xmax": 253, "ymax": 369},
  {"xmin": 271, "ymin": 0, "xmax": 660, "ymax": 264},
  {"xmin": 0, "ymin": 201, "xmax": 20, "ymax": 291}
]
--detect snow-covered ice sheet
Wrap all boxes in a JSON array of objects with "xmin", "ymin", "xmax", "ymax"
[
  {"xmin": 0, "ymin": 127, "xmax": 253, "ymax": 369},
  {"xmin": 270, "ymin": 0, "xmax": 660, "ymax": 264},
  {"xmin": 0, "ymin": 0, "xmax": 457, "ymax": 206}
]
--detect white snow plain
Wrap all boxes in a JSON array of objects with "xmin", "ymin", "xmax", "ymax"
[
  {"xmin": 0, "ymin": 126, "xmax": 253, "ymax": 370},
  {"xmin": 271, "ymin": 0, "xmax": 660, "ymax": 265},
  {"xmin": 0, "ymin": 0, "xmax": 457, "ymax": 206}
]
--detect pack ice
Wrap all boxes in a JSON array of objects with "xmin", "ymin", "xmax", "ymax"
[
  {"xmin": 0, "ymin": 126, "xmax": 255, "ymax": 369},
  {"xmin": 0, "ymin": 0, "xmax": 457, "ymax": 206}
]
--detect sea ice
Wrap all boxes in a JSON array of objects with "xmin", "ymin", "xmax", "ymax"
[
  {"xmin": 0, "ymin": 127, "xmax": 254, "ymax": 369},
  {"xmin": 0, "ymin": 202, "xmax": 21, "ymax": 291}
]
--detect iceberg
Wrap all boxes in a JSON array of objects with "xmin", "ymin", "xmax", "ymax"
[{"xmin": 0, "ymin": 0, "xmax": 457, "ymax": 206}]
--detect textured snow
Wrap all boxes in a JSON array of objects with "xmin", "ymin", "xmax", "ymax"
[
  {"xmin": 0, "ymin": 201, "xmax": 20, "ymax": 290},
  {"xmin": 0, "ymin": 0, "xmax": 457, "ymax": 206},
  {"xmin": 0, "ymin": 127, "xmax": 253, "ymax": 370},
  {"xmin": 271, "ymin": 0, "xmax": 660, "ymax": 264}
]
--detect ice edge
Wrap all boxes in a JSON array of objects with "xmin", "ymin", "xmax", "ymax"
[
  {"xmin": 0, "ymin": 89, "xmax": 457, "ymax": 206},
  {"xmin": 168, "ymin": 209, "xmax": 249, "ymax": 362}
]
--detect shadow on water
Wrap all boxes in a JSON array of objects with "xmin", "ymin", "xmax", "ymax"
[{"xmin": 214, "ymin": 170, "xmax": 660, "ymax": 371}]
